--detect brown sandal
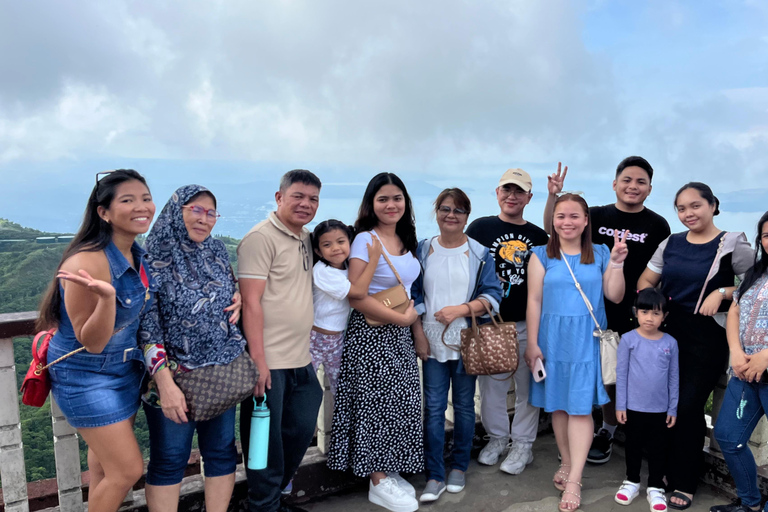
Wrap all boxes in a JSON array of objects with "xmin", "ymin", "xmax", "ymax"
[
  {"xmin": 557, "ymin": 479, "xmax": 582, "ymax": 512},
  {"xmin": 553, "ymin": 464, "xmax": 570, "ymax": 492}
]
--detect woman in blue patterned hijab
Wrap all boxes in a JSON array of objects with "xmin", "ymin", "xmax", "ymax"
[{"xmin": 139, "ymin": 184, "xmax": 245, "ymax": 512}]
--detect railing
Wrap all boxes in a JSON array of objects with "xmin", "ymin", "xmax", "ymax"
[{"xmin": 2, "ymin": 311, "xmax": 767, "ymax": 512}]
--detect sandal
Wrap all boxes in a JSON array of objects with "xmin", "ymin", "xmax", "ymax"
[
  {"xmin": 668, "ymin": 491, "xmax": 692, "ymax": 510},
  {"xmin": 553, "ymin": 464, "xmax": 570, "ymax": 491},
  {"xmin": 558, "ymin": 479, "xmax": 582, "ymax": 512},
  {"xmin": 615, "ymin": 480, "xmax": 640, "ymax": 505},
  {"xmin": 647, "ymin": 487, "xmax": 667, "ymax": 512}
]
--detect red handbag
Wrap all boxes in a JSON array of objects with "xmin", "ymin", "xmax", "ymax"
[{"xmin": 20, "ymin": 330, "xmax": 57, "ymax": 407}]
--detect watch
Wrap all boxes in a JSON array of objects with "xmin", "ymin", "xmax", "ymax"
[{"xmin": 718, "ymin": 287, "xmax": 726, "ymax": 297}]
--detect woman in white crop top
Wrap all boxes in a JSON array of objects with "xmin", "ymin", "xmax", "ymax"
[{"xmin": 327, "ymin": 173, "xmax": 423, "ymax": 512}]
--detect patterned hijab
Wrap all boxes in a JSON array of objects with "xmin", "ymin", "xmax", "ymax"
[{"xmin": 144, "ymin": 184, "xmax": 245, "ymax": 367}]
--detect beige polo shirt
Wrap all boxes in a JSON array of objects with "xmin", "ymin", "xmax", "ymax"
[{"xmin": 237, "ymin": 211, "xmax": 313, "ymax": 370}]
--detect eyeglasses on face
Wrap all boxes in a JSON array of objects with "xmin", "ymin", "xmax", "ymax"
[
  {"xmin": 437, "ymin": 205, "xmax": 469, "ymax": 216},
  {"xmin": 498, "ymin": 186, "xmax": 530, "ymax": 198},
  {"xmin": 183, "ymin": 204, "xmax": 221, "ymax": 220}
]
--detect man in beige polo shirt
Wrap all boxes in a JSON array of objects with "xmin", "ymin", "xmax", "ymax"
[{"xmin": 238, "ymin": 169, "xmax": 324, "ymax": 512}]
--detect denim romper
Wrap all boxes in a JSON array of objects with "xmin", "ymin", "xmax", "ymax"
[{"xmin": 48, "ymin": 241, "xmax": 157, "ymax": 428}]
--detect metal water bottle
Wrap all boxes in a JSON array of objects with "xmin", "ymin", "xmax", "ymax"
[{"xmin": 247, "ymin": 396, "xmax": 270, "ymax": 470}]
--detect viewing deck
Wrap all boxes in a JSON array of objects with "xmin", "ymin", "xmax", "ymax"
[{"xmin": 1, "ymin": 311, "xmax": 767, "ymax": 512}]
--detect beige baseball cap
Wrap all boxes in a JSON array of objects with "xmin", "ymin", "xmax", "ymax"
[{"xmin": 498, "ymin": 168, "xmax": 532, "ymax": 192}]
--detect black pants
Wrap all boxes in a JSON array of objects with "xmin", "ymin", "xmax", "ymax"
[
  {"xmin": 625, "ymin": 410, "xmax": 668, "ymax": 488},
  {"xmin": 239, "ymin": 364, "xmax": 323, "ymax": 512},
  {"xmin": 664, "ymin": 308, "xmax": 728, "ymax": 495}
]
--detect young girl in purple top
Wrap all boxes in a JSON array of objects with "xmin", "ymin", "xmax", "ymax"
[{"xmin": 615, "ymin": 288, "xmax": 679, "ymax": 512}]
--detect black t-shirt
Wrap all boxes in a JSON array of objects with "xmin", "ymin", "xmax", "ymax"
[
  {"xmin": 466, "ymin": 216, "xmax": 549, "ymax": 322},
  {"xmin": 589, "ymin": 204, "xmax": 671, "ymax": 334}
]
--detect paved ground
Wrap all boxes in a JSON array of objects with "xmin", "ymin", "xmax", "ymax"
[{"xmin": 303, "ymin": 433, "xmax": 729, "ymax": 512}]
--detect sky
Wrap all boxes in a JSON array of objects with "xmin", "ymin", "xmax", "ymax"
[{"xmin": 0, "ymin": 0, "xmax": 766, "ymax": 239}]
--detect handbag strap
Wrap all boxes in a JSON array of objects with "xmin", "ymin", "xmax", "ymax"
[
  {"xmin": 692, "ymin": 233, "xmax": 726, "ymax": 315},
  {"xmin": 560, "ymin": 250, "xmax": 603, "ymax": 334},
  {"xmin": 373, "ymin": 232, "xmax": 406, "ymax": 289}
]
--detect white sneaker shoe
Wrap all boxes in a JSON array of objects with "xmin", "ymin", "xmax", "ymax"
[
  {"xmin": 386, "ymin": 472, "xmax": 416, "ymax": 498},
  {"xmin": 500, "ymin": 442, "xmax": 534, "ymax": 475},
  {"xmin": 478, "ymin": 436, "xmax": 508, "ymax": 466},
  {"xmin": 369, "ymin": 477, "xmax": 419, "ymax": 512}
]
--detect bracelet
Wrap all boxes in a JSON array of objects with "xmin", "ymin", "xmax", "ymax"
[{"xmin": 610, "ymin": 262, "xmax": 624, "ymax": 269}]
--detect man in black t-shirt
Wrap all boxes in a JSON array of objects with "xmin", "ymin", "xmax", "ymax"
[
  {"xmin": 543, "ymin": 156, "xmax": 671, "ymax": 464},
  {"xmin": 466, "ymin": 168, "xmax": 549, "ymax": 476}
]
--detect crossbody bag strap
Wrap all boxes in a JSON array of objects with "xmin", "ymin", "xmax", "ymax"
[
  {"xmin": 693, "ymin": 233, "xmax": 726, "ymax": 315},
  {"xmin": 560, "ymin": 250, "xmax": 602, "ymax": 333},
  {"xmin": 373, "ymin": 232, "xmax": 406, "ymax": 288}
]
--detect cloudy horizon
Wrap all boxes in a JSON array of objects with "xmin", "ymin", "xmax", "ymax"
[{"xmin": 1, "ymin": 0, "xmax": 766, "ymax": 238}]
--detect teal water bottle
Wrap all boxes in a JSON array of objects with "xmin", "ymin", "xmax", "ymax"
[{"xmin": 247, "ymin": 396, "xmax": 270, "ymax": 470}]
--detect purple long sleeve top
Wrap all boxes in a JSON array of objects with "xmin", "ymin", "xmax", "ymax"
[{"xmin": 615, "ymin": 329, "xmax": 679, "ymax": 416}]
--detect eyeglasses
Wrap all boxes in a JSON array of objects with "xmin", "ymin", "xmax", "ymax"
[
  {"xmin": 299, "ymin": 242, "xmax": 310, "ymax": 271},
  {"xmin": 437, "ymin": 205, "xmax": 469, "ymax": 216},
  {"xmin": 183, "ymin": 205, "xmax": 221, "ymax": 221},
  {"xmin": 498, "ymin": 186, "xmax": 530, "ymax": 198},
  {"xmin": 96, "ymin": 170, "xmax": 115, "ymax": 188}
]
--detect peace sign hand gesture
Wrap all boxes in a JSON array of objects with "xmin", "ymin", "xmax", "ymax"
[
  {"xmin": 610, "ymin": 230, "xmax": 629, "ymax": 265},
  {"xmin": 57, "ymin": 269, "xmax": 116, "ymax": 299},
  {"xmin": 547, "ymin": 162, "xmax": 568, "ymax": 195}
]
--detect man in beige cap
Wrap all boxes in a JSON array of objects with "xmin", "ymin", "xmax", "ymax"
[{"xmin": 466, "ymin": 168, "xmax": 549, "ymax": 476}]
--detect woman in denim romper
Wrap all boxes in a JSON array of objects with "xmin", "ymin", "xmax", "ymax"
[{"xmin": 37, "ymin": 170, "xmax": 157, "ymax": 512}]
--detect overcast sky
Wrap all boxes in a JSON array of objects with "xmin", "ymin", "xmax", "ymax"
[{"xmin": 1, "ymin": 0, "xmax": 766, "ymax": 236}]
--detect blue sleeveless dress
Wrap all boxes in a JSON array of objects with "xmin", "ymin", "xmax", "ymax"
[
  {"xmin": 48, "ymin": 241, "xmax": 157, "ymax": 428},
  {"xmin": 528, "ymin": 244, "xmax": 611, "ymax": 415}
]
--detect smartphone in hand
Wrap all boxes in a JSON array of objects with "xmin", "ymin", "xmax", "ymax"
[{"xmin": 533, "ymin": 358, "xmax": 546, "ymax": 382}]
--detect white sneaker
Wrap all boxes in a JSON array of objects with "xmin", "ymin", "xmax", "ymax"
[
  {"xmin": 386, "ymin": 472, "xmax": 416, "ymax": 498},
  {"xmin": 369, "ymin": 477, "xmax": 419, "ymax": 512},
  {"xmin": 500, "ymin": 442, "xmax": 534, "ymax": 475},
  {"xmin": 478, "ymin": 436, "xmax": 508, "ymax": 466}
]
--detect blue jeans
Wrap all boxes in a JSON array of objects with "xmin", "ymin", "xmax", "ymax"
[
  {"xmin": 713, "ymin": 377, "xmax": 768, "ymax": 510},
  {"xmin": 423, "ymin": 358, "xmax": 477, "ymax": 482},
  {"xmin": 144, "ymin": 403, "xmax": 237, "ymax": 485}
]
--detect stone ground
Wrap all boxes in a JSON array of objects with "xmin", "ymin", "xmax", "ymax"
[{"xmin": 302, "ymin": 433, "xmax": 729, "ymax": 512}]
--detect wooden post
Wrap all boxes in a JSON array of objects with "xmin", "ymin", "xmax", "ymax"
[
  {"xmin": 0, "ymin": 337, "xmax": 30, "ymax": 512},
  {"xmin": 50, "ymin": 398, "xmax": 85, "ymax": 512}
]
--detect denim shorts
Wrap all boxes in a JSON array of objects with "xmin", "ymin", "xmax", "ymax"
[
  {"xmin": 48, "ymin": 345, "xmax": 145, "ymax": 429},
  {"xmin": 143, "ymin": 402, "xmax": 237, "ymax": 485}
]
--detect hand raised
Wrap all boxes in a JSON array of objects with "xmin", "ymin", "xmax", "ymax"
[
  {"xmin": 57, "ymin": 269, "xmax": 116, "ymax": 299},
  {"xmin": 610, "ymin": 230, "xmax": 629, "ymax": 264},
  {"xmin": 547, "ymin": 162, "xmax": 568, "ymax": 195}
]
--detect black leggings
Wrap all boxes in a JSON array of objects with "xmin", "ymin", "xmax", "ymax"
[
  {"xmin": 664, "ymin": 308, "xmax": 728, "ymax": 495},
  {"xmin": 625, "ymin": 410, "xmax": 668, "ymax": 488}
]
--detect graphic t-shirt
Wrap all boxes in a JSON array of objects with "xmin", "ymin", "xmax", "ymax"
[
  {"xmin": 590, "ymin": 205, "xmax": 670, "ymax": 334},
  {"xmin": 466, "ymin": 216, "xmax": 548, "ymax": 322}
]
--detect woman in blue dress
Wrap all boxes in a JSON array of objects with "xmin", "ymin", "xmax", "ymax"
[
  {"xmin": 525, "ymin": 193, "xmax": 628, "ymax": 512},
  {"xmin": 37, "ymin": 170, "xmax": 157, "ymax": 512}
]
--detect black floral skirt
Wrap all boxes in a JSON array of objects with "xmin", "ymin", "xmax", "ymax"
[{"xmin": 327, "ymin": 310, "xmax": 424, "ymax": 477}]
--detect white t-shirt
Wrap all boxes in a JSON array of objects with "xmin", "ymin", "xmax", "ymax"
[
  {"xmin": 312, "ymin": 262, "xmax": 352, "ymax": 332},
  {"xmin": 422, "ymin": 238, "xmax": 470, "ymax": 362},
  {"xmin": 349, "ymin": 230, "xmax": 421, "ymax": 297}
]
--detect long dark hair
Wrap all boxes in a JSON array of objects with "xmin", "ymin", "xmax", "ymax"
[
  {"xmin": 37, "ymin": 170, "xmax": 150, "ymax": 330},
  {"xmin": 354, "ymin": 173, "xmax": 417, "ymax": 256},
  {"xmin": 546, "ymin": 193, "xmax": 594, "ymax": 264},
  {"xmin": 736, "ymin": 211, "xmax": 768, "ymax": 302}
]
